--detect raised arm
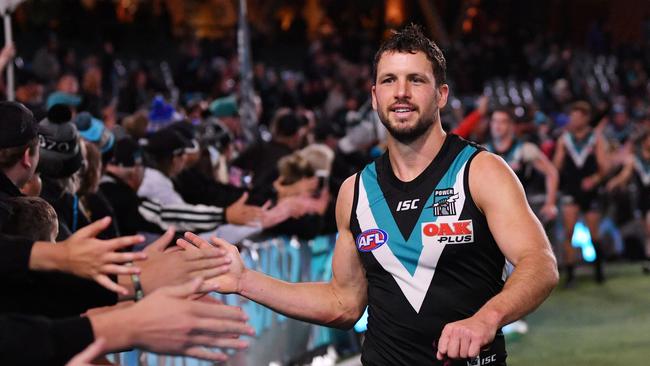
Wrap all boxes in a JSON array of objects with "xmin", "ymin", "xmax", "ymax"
[
  {"xmin": 528, "ymin": 143, "xmax": 559, "ymax": 220},
  {"xmin": 552, "ymin": 135, "xmax": 566, "ymax": 171},
  {"xmin": 437, "ymin": 152, "xmax": 558, "ymax": 360},
  {"xmin": 192, "ymin": 175, "xmax": 368, "ymax": 329},
  {"xmin": 606, "ymin": 153, "xmax": 635, "ymax": 192}
]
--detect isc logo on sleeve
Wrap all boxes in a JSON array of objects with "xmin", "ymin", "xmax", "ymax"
[
  {"xmin": 422, "ymin": 220, "xmax": 474, "ymax": 244},
  {"xmin": 356, "ymin": 228, "xmax": 389, "ymax": 252}
]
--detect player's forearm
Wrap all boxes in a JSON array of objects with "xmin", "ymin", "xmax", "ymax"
[
  {"xmin": 239, "ymin": 269, "xmax": 361, "ymax": 329},
  {"xmin": 474, "ymin": 252, "xmax": 558, "ymax": 328},
  {"xmin": 29, "ymin": 242, "xmax": 66, "ymax": 272},
  {"xmin": 544, "ymin": 171, "xmax": 558, "ymax": 206},
  {"xmin": 88, "ymin": 306, "xmax": 135, "ymax": 352}
]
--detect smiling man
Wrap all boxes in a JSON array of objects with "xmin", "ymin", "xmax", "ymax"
[{"xmin": 203, "ymin": 24, "xmax": 558, "ymax": 366}]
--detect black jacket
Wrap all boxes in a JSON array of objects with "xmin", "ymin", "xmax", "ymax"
[
  {"xmin": 0, "ymin": 313, "xmax": 94, "ymax": 366},
  {"xmin": 99, "ymin": 172, "xmax": 162, "ymax": 236},
  {"xmin": 231, "ymin": 140, "xmax": 294, "ymax": 205},
  {"xmin": 0, "ymin": 171, "xmax": 22, "ymax": 230},
  {"xmin": 174, "ymin": 166, "xmax": 246, "ymax": 209},
  {"xmin": 0, "ymin": 172, "xmax": 118, "ymax": 318},
  {"xmin": 40, "ymin": 176, "xmax": 88, "ymax": 241}
]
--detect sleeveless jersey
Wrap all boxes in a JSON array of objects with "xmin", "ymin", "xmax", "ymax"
[
  {"xmin": 559, "ymin": 131, "xmax": 598, "ymax": 195},
  {"xmin": 486, "ymin": 139, "xmax": 533, "ymax": 186},
  {"xmin": 351, "ymin": 134, "xmax": 507, "ymax": 366}
]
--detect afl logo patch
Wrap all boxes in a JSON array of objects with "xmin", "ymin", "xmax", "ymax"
[{"xmin": 356, "ymin": 228, "xmax": 388, "ymax": 252}]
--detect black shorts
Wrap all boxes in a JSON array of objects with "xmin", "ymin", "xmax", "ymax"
[{"xmin": 561, "ymin": 191, "xmax": 600, "ymax": 212}]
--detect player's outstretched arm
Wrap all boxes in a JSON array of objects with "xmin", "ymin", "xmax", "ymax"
[
  {"xmin": 184, "ymin": 176, "xmax": 368, "ymax": 329},
  {"xmin": 437, "ymin": 152, "xmax": 559, "ymax": 360}
]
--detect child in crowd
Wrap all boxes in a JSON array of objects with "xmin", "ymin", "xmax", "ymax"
[{"xmin": 2, "ymin": 196, "xmax": 59, "ymax": 242}]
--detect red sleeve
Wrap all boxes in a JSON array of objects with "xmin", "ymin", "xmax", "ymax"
[{"xmin": 452, "ymin": 110, "xmax": 482, "ymax": 139}]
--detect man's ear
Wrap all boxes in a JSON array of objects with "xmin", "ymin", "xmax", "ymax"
[
  {"xmin": 21, "ymin": 147, "xmax": 33, "ymax": 168},
  {"xmin": 371, "ymin": 85, "xmax": 378, "ymax": 111},
  {"xmin": 436, "ymin": 84, "xmax": 449, "ymax": 109}
]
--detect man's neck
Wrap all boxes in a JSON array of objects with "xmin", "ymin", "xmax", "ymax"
[
  {"xmin": 493, "ymin": 133, "xmax": 514, "ymax": 153},
  {"xmin": 572, "ymin": 126, "xmax": 591, "ymax": 139},
  {"xmin": 2, "ymin": 167, "xmax": 24, "ymax": 189},
  {"xmin": 386, "ymin": 123, "xmax": 446, "ymax": 182}
]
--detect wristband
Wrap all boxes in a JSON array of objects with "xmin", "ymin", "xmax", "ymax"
[
  {"xmin": 127, "ymin": 262, "xmax": 144, "ymax": 301},
  {"xmin": 131, "ymin": 273, "xmax": 144, "ymax": 301}
]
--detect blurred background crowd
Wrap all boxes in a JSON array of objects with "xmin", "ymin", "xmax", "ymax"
[{"xmin": 1, "ymin": 0, "xmax": 649, "ymax": 365}]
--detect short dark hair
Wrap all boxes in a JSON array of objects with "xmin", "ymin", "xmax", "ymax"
[
  {"xmin": 490, "ymin": 107, "xmax": 516, "ymax": 123},
  {"xmin": 273, "ymin": 113, "xmax": 305, "ymax": 138},
  {"xmin": 372, "ymin": 23, "xmax": 447, "ymax": 86},
  {"xmin": 0, "ymin": 136, "xmax": 38, "ymax": 170},
  {"xmin": 3, "ymin": 196, "xmax": 58, "ymax": 241},
  {"xmin": 570, "ymin": 101, "xmax": 592, "ymax": 118}
]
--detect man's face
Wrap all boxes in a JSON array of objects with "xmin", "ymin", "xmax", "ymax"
[
  {"xmin": 490, "ymin": 111, "xmax": 513, "ymax": 140},
  {"xmin": 372, "ymin": 51, "xmax": 448, "ymax": 144},
  {"xmin": 170, "ymin": 153, "xmax": 186, "ymax": 178},
  {"xmin": 568, "ymin": 110, "xmax": 589, "ymax": 131},
  {"xmin": 21, "ymin": 144, "xmax": 40, "ymax": 187}
]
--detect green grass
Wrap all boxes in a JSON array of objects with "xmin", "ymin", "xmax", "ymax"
[{"xmin": 507, "ymin": 263, "xmax": 650, "ymax": 365}]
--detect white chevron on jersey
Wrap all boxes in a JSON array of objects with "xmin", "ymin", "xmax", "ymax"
[
  {"xmin": 356, "ymin": 160, "xmax": 469, "ymax": 313},
  {"xmin": 563, "ymin": 132, "xmax": 596, "ymax": 169}
]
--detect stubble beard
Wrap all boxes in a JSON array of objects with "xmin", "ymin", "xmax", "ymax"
[{"xmin": 378, "ymin": 103, "xmax": 438, "ymax": 145}]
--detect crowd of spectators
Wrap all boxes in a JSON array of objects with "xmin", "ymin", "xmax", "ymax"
[{"xmin": 1, "ymin": 5, "xmax": 649, "ymax": 364}]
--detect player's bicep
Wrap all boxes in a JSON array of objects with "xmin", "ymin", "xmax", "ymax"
[
  {"xmin": 331, "ymin": 176, "xmax": 367, "ymax": 309},
  {"xmin": 532, "ymin": 150, "xmax": 557, "ymax": 177},
  {"xmin": 470, "ymin": 153, "xmax": 552, "ymax": 266}
]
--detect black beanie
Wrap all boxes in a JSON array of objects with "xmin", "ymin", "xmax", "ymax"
[{"xmin": 37, "ymin": 105, "xmax": 83, "ymax": 178}]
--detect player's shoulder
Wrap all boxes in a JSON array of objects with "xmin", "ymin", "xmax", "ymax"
[
  {"xmin": 335, "ymin": 174, "xmax": 359, "ymax": 229},
  {"xmin": 470, "ymin": 150, "xmax": 518, "ymax": 181}
]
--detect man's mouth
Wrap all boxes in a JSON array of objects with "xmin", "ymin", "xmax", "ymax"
[{"xmin": 390, "ymin": 104, "xmax": 417, "ymax": 119}]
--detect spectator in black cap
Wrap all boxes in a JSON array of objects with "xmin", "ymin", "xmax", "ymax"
[
  {"xmin": 0, "ymin": 101, "xmax": 39, "ymax": 227},
  {"xmin": 231, "ymin": 109, "xmax": 307, "ymax": 204},
  {"xmin": 169, "ymin": 122, "xmax": 281, "ymax": 228},
  {"xmin": 37, "ymin": 104, "xmax": 86, "ymax": 240},
  {"xmin": 136, "ymin": 127, "xmax": 266, "ymax": 232},
  {"xmin": 173, "ymin": 121, "xmax": 244, "ymax": 209},
  {"xmin": 100, "ymin": 137, "xmax": 162, "ymax": 236}
]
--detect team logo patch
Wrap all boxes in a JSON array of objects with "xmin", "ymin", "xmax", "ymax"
[
  {"xmin": 422, "ymin": 219, "xmax": 474, "ymax": 244},
  {"xmin": 356, "ymin": 228, "xmax": 389, "ymax": 252},
  {"xmin": 428, "ymin": 188, "xmax": 458, "ymax": 216}
]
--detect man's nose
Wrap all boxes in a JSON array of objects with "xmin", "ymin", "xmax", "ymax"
[{"xmin": 394, "ymin": 79, "xmax": 411, "ymax": 100}]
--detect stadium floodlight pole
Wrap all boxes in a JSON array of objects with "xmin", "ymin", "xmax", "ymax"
[
  {"xmin": 237, "ymin": 0, "xmax": 259, "ymax": 143},
  {"xmin": 0, "ymin": 0, "xmax": 22, "ymax": 102}
]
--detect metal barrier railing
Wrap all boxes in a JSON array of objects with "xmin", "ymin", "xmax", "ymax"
[{"xmin": 111, "ymin": 233, "xmax": 344, "ymax": 366}]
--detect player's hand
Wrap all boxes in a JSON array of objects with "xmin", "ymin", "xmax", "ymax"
[
  {"xmin": 436, "ymin": 315, "xmax": 497, "ymax": 360},
  {"xmin": 225, "ymin": 192, "xmax": 263, "ymax": 226},
  {"xmin": 605, "ymin": 179, "xmax": 620, "ymax": 192},
  {"xmin": 121, "ymin": 278, "xmax": 253, "ymax": 361},
  {"xmin": 476, "ymin": 95, "xmax": 490, "ymax": 116},
  {"xmin": 259, "ymin": 201, "xmax": 292, "ymax": 229},
  {"xmin": 137, "ymin": 229, "xmax": 232, "ymax": 295},
  {"xmin": 65, "ymin": 338, "xmax": 106, "ymax": 366},
  {"xmin": 581, "ymin": 175, "xmax": 598, "ymax": 191},
  {"xmin": 540, "ymin": 203, "xmax": 558, "ymax": 221},
  {"xmin": 179, "ymin": 232, "xmax": 246, "ymax": 294},
  {"xmin": 60, "ymin": 217, "xmax": 147, "ymax": 295}
]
